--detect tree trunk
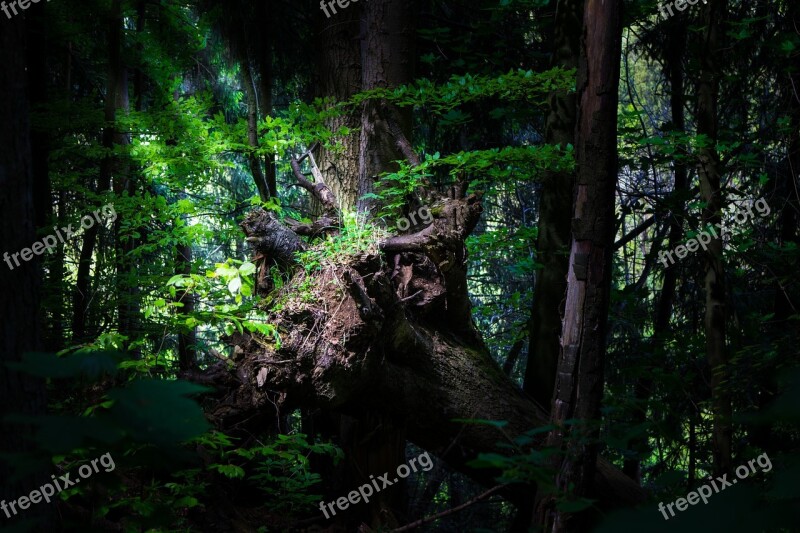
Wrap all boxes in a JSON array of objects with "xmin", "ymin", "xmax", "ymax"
[
  {"xmin": 115, "ymin": 0, "xmax": 145, "ymax": 354},
  {"xmin": 537, "ymin": 0, "xmax": 623, "ymax": 529},
  {"xmin": 254, "ymin": 1, "xmax": 277, "ymax": 199},
  {"xmin": 696, "ymin": 0, "xmax": 731, "ymax": 476},
  {"xmin": 241, "ymin": 62, "xmax": 271, "ymax": 202},
  {"xmin": 356, "ymin": 0, "xmax": 415, "ymax": 215},
  {"xmin": 175, "ymin": 243, "xmax": 197, "ymax": 372},
  {"xmin": 72, "ymin": 0, "xmax": 124, "ymax": 343},
  {"xmin": 523, "ymin": 0, "xmax": 582, "ymax": 410},
  {"xmin": 315, "ymin": 5, "xmax": 362, "ymax": 210},
  {"xmin": 0, "ymin": 13, "xmax": 54, "ymax": 529},
  {"xmin": 208, "ymin": 193, "xmax": 644, "ymax": 519}
]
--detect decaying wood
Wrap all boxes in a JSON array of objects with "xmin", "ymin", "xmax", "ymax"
[{"xmin": 190, "ymin": 171, "xmax": 646, "ymax": 512}]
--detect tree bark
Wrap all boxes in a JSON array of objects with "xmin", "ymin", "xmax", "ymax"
[
  {"xmin": 356, "ymin": 0, "xmax": 415, "ymax": 214},
  {"xmin": 537, "ymin": 0, "xmax": 623, "ymax": 529},
  {"xmin": 315, "ymin": 5, "xmax": 362, "ymax": 211},
  {"xmin": 205, "ymin": 190, "xmax": 644, "ymax": 516},
  {"xmin": 524, "ymin": 0, "xmax": 582, "ymax": 410}
]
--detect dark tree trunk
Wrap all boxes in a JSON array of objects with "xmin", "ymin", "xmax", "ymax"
[
  {"xmin": 115, "ymin": 0, "xmax": 145, "ymax": 353},
  {"xmin": 190, "ymin": 1, "xmax": 643, "ymax": 527},
  {"xmin": 356, "ymin": 0, "xmax": 415, "ymax": 215},
  {"xmin": 524, "ymin": 0, "xmax": 583, "ymax": 410},
  {"xmin": 72, "ymin": 0, "xmax": 124, "ymax": 342},
  {"xmin": 175, "ymin": 243, "xmax": 197, "ymax": 372},
  {"xmin": 696, "ymin": 0, "xmax": 731, "ymax": 476},
  {"xmin": 241, "ymin": 62, "xmax": 271, "ymax": 202},
  {"xmin": 537, "ymin": 0, "xmax": 623, "ymax": 529},
  {"xmin": 254, "ymin": 1, "xmax": 277, "ymax": 199},
  {"xmin": 202, "ymin": 184, "xmax": 643, "ymax": 529},
  {"xmin": 0, "ymin": 13, "xmax": 54, "ymax": 529}
]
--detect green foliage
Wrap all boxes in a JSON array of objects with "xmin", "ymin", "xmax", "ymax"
[
  {"xmin": 296, "ymin": 212, "xmax": 387, "ymax": 272},
  {"xmin": 235, "ymin": 433, "xmax": 343, "ymax": 513},
  {"xmin": 349, "ymin": 68, "xmax": 575, "ymax": 114}
]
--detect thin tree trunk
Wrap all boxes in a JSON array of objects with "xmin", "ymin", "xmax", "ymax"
[
  {"xmin": 537, "ymin": 0, "xmax": 623, "ymax": 529},
  {"xmin": 115, "ymin": 0, "xmax": 145, "ymax": 354},
  {"xmin": 254, "ymin": 2, "xmax": 277, "ymax": 199},
  {"xmin": 697, "ymin": 0, "xmax": 731, "ymax": 475},
  {"xmin": 175, "ymin": 243, "xmax": 197, "ymax": 371},
  {"xmin": 524, "ymin": 0, "xmax": 582, "ymax": 410},
  {"xmin": 72, "ymin": 0, "xmax": 123, "ymax": 342},
  {"xmin": 241, "ymin": 62, "xmax": 271, "ymax": 202}
]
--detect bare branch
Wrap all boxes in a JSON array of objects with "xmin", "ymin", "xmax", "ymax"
[{"xmin": 290, "ymin": 157, "xmax": 338, "ymax": 214}]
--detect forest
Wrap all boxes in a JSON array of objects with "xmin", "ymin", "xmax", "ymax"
[{"xmin": 0, "ymin": 0, "xmax": 798, "ymax": 531}]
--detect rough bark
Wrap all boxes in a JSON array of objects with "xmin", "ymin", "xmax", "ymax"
[
  {"xmin": 315, "ymin": 3, "xmax": 362, "ymax": 211},
  {"xmin": 356, "ymin": 0, "xmax": 415, "ymax": 214},
  {"xmin": 697, "ymin": 0, "xmax": 731, "ymax": 476},
  {"xmin": 537, "ymin": 0, "xmax": 623, "ymax": 530},
  {"xmin": 524, "ymin": 0, "xmax": 582, "ymax": 410}
]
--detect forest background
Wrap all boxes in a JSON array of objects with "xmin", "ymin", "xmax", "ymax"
[{"xmin": 1, "ymin": 0, "xmax": 799, "ymax": 531}]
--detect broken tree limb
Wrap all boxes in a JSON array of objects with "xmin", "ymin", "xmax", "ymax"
[{"xmin": 290, "ymin": 156, "xmax": 338, "ymax": 215}]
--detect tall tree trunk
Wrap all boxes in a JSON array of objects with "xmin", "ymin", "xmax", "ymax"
[
  {"xmin": 315, "ymin": 4, "xmax": 363, "ymax": 210},
  {"xmin": 241, "ymin": 62, "xmax": 271, "ymax": 202},
  {"xmin": 347, "ymin": 0, "xmax": 416, "ymax": 525},
  {"xmin": 623, "ymin": 20, "xmax": 689, "ymax": 482},
  {"xmin": 254, "ymin": 1, "xmax": 277, "ymax": 199},
  {"xmin": 72, "ymin": 0, "xmax": 124, "ymax": 343},
  {"xmin": 356, "ymin": 0, "xmax": 415, "ymax": 215},
  {"xmin": 537, "ymin": 0, "xmax": 623, "ymax": 529},
  {"xmin": 523, "ymin": 0, "xmax": 583, "ymax": 410},
  {"xmin": 0, "ymin": 13, "xmax": 54, "ymax": 529},
  {"xmin": 115, "ymin": 0, "xmax": 145, "ymax": 354},
  {"xmin": 696, "ymin": 0, "xmax": 731, "ymax": 475}
]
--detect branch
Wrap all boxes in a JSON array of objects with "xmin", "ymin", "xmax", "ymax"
[
  {"xmin": 290, "ymin": 157, "xmax": 338, "ymax": 214},
  {"xmin": 389, "ymin": 485, "xmax": 506, "ymax": 532},
  {"xmin": 382, "ymin": 105, "xmax": 421, "ymax": 168},
  {"xmin": 614, "ymin": 216, "xmax": 655, "ymax": 251}
]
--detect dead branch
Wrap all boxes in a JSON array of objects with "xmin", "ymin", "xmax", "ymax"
[{"xmin": 290, "ymin": 156, "xmax": 338, "ymax": 215}]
